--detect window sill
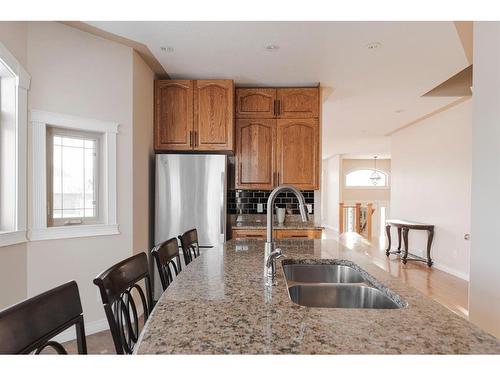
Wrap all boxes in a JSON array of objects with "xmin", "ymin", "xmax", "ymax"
[
  {"xmin": 0, "ymin": 230, "xmax": 28, "ymax": 247},
  {"xmin": 29, "ymin": 224, "xmax": 120, "ymax": 241}
]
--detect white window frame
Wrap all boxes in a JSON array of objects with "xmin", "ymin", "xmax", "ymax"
[
  {"xmin": 30, "ymin": 110, "xmax": 119, "ymax": 240},
  {"xmin": 46, "ymin": 126, "xmax": 101, "ymax": 227},
  {"xmin": 344, "ymin": 168, "xmax": 390, "ymax": 189},
  {"xmin": 0, "ymin": 41, "xmax": 30, "ymax": 247}
]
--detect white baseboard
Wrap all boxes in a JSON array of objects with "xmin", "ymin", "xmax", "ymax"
[
  {"xmin": 432, "ymin": 262, "xmax": 469, "ymax": 281},
  {"xmin": 54, "ymin": 318, "xmax": 109, "ymax": 343}
]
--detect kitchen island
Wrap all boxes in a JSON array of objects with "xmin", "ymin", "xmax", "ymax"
[{"xmin": 135, "ymin": 239, "xmax": 500, "ymax": 354}]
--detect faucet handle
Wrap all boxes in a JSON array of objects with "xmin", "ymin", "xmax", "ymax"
[{"xmin": 266, "ymin": 248, "xmax": 285, "ymax": 268}]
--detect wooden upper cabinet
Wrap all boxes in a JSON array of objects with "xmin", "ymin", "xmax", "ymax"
[
  {"xmin": 155, "ymin": 80, "xmax": 194, "ymax": 151},
  {"xmin": 277, "ymin": 88, "xmax": 319, "ymax": 118},
  {"xmin": 235, "ymin": 119, "xmax": 276, "ymax": 190},
  {"xmin": 194, "ymin": 80, "xmax": 234, "ymax": 151},
  {"xmin": 276, "ymin": 118, "xmax": 319, "ymax": 190},
  {"xmin": 235, "ymin": 88, "xmax": 276, "ymax": 118},
  {"xmin": 154, "ymin": 79, "xmax": 234, "ymax": 152}
]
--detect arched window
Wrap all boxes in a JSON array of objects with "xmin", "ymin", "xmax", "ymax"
[{"xmin": 345, "ymin": 169, "xmax": 389, "ymax": 187}]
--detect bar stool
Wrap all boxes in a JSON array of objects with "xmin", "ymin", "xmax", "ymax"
[
  {"xmin": 151, "ymin": 237, "xmax": 182, "ymax": 291},
  {"xmin": 178, "ymin": 228, "xmax": 200, "ymax": 266},
  {"xmin": 0, "ymin": 280, "xmax": 87, "ymax": 354},
  {"xmin": 93, "ymin": 252, "xmax": 153, "ymax": 354}
]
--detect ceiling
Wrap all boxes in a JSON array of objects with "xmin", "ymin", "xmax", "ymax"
[{"xmin": 86, "ymin": 21, "xmax": 469, "ymax": 159}]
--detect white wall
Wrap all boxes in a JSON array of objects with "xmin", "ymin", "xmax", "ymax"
[
  {"xmin": 469, "ymin": 22, "xmax": 500, "ymax": 338},
  {"xmin": 25, "ymin": 22, "xmax": 136, "ymax": 330},
  {"xmin": 321, "ymin": 155, "xmax": 341, "ymax": 231},
  {"xmin": 390, "ymin": 99, "xmax": 472, "ymax": 280}
]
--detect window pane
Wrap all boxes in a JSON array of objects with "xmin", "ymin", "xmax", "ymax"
[
  {"xmin": 53, "ymin": 144, "xmax": 62, "ymax": 209},
  {"xmin": 62, "ymin": 136, "xmax": 84, "ymax": 148},
  {"xmin": 62, "ymin": 143, "xmax": 84, "ymax": 218},
  {"xmin": 345, "ymin": 169, "xmax": 387, "ymax": 187},
  {"xmin": 50, "ymin": 130, "xmax": 98, "ymax": 222},
  {"xmin": 84, "ymin": 146, "xmax": 95, "ymax": 212}
]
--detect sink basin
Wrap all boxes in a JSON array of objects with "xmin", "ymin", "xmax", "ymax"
[
  {"xmin": 288, "ymin": 284, "xmax": 401, "ymax": 309},
  {"xmin": 283, "ymin": 263, "xmax": 365, "ymax": 284}
]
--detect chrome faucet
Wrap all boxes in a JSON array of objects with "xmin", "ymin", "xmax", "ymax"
[
  {"xmin": 264, "ymin": 185, "xmax": 309, "ymax": 285},
  {"xmin": 265, "ymin": 248, "xmax": 285, "ymax": 286}
]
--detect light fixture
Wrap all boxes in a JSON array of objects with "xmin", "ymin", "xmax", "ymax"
[
  {"xmin": 160, "ymin": 46, "xmax": 174, "ymax": 53},
  {"xmin": 370, "ymin": 156, "xmax": 382, "ymax": 186},
  {"xmin": 265, "ymin": 44, "xmax": 280, "ymax": 51},
  {"xmin": 395, "ymin": 109, "xmax": 406, "ymax": 113},
  {"xmin": 366, "ymin": 42, "xmax": 382, "ymax": 50}
]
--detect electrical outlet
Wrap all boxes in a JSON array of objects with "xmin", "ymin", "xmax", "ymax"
[
  {"xmin": 307, "ymin": 204, "xmax": 313, "ymax": 214},
  {"xmin": 257, "ymin": 203, "xmax": 264, "ymax": 213}
]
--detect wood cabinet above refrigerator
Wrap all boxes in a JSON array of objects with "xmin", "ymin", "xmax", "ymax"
[{"xmin": 154, "ymin": 79, "xmax": 234, "ymax": 152}]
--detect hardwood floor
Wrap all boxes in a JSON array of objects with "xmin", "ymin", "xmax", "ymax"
[
  {"xmin": 63, "ymin": 232, "xmax": 469, "ymax": 354},
  {"xmin": 327, "ymin": 230, "xmax": 469, "ymax": 318}
]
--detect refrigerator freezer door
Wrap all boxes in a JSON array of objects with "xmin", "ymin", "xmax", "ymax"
[{"xmin": 155, "ymin": 154, "xmax": 227, "ymax": 247}]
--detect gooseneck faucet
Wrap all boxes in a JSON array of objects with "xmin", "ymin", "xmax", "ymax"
[{"xmin": 264, "ymin": 185, "xmax": 309, "ymax": 286}]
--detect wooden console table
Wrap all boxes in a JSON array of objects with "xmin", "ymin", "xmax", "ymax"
[{"xmin": 385, "ymin": 219, "xmax": 435, "ymax": 267}]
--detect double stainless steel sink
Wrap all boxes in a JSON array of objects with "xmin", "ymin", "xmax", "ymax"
[{"xmin": 282, "ymin": 262, "xmax": 402, "ymax": 309}]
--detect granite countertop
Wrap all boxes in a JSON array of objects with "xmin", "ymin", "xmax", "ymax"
[{"xmin": 135, "ymin": 239, "xmax": 500, "ymax": 354}]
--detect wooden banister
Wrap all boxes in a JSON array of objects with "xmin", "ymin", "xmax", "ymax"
[
  {"xmin": 339, "ymin": 203, "xmax": 344, "ymax": 233},
  {"xmin": 338, "ymin": 202, "xmax": 375, "ymax": 239},
  {"xmin": 355, "ymin": 203, "xmax": 361, "ymax": 234},
  {"xmin": 366, "ymin": 203, "xmax": 374, "ymax": 239}
]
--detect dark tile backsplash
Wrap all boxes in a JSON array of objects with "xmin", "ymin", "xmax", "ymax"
[{"xmin": 227, "ymin": 190, "xmax": 315, "ymax": 215}]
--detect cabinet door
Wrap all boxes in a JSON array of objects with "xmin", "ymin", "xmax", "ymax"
[
  {"xmin": 276, "ymin": 118, "xmax": 319, "ymax": 190},
  {"xmin": 235, "ymin": 119, "xmax": 276, "ymax": 190},
  {"xmin": 155, "ymin": 80, "xmax": 194, "ymax": 151},
  {"xmin": 277, "ymin": 88, "xmax": 319, "ymax": 118},
  {"xmin": 235, "ymin": 88, "xmax": 276, "ymax": 118},
  {"xmin": 194, "ymin": 80, "xmax": 234, "ymax": 151}
]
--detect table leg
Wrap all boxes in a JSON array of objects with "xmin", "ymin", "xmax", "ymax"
[
  {"xmin": 397, "ymin": 227, "xmax": 402, "ymax": 253},
  {"xmin": 402, "ymin": 227, "xmax": 409, "ymax": 264},
  {"xmin": 385, "ymin": 224, "xmax": 391, "ymax": 255},
  {"xmin": 426, "ymin": 229, "xmax": 434, "ymax": 267}
]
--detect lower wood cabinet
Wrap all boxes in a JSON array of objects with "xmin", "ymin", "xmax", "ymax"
[
  {"xmin": 231, "ymin": 229, "xmax": 268, "ymax": 240},
  {"xmin": 275, "ymin": 229, "xmax": 322, "ymax": 239},
  {"xmin": 231, "ymin": 228, "xmax": 322, "ymax": 240}
]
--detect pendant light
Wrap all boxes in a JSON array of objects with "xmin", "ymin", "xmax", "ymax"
[{"xmin": 370, "ymin": 156, "xmax": 382, "ymax": 185}]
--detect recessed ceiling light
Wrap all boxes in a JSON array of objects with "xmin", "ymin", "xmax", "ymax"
[
  {"xmin": 265, "ymin": 44, "xmax": 280, "ymax": 51},
  {"xmin": 366, "ymin": 42, "xmax": 382, "ymax": 50},
  {"xmin": 395, "ymin": 109, "xmax": 406, "ymax": 113},
  {"xmin": 160, "ymin": 46, "xmax": 174, "ymax": 53}
]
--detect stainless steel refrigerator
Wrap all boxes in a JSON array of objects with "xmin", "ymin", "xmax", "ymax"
[{"xmin": 154, "ymin": 154, "xmax": 227, "ymax": 249}]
